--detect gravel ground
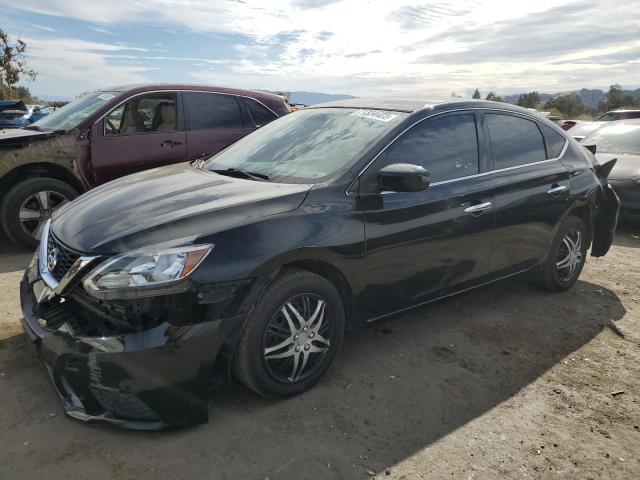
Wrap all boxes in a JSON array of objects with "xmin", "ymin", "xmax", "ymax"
[{"xmin": 0, "ymin": 222, "xmax": 638, "ymax": 480}]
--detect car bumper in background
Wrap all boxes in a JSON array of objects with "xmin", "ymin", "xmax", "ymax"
[
  {"xmin": 591, "ymin": 183, "xmax": 620, "ymax": 257},
  {"xmin": 609, "ymin": 179, "xmax": 640, "ymax": 212},
  {"xmin": 20, "ymin": 254, "xmax": 236, "ymax": 430}
]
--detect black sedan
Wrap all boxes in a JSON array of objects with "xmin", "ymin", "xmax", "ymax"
[
  {"xmin": 582, "ymin": 119, "xmax": 640, "ymax": 214},
  {"xmin": 20, "ymin": 98, "xmax": 619, "ymax": 430}
]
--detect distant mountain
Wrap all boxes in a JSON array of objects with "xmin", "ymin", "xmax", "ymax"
[
  {"xmin": 289, "ymin": 91, "xmax": 356, "ymax": 105},
  {"xmin": 503, "ymin": 87, "xmax": 640, "ymax": 108},
  {"xmin": 34, "ymin": 94, "xmax": 73, "ymax": 102},
  {"xmin": 502, "ymin": 92, "xmax": 554, "ymax": 105}
]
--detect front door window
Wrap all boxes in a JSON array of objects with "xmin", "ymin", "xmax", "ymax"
[{"xmin": 105, "ymin": 93, "xmax": 177, "ymax": 136}]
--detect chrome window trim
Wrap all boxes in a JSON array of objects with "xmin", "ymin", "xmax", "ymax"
[
  {"xmin": 95, "ymin": 89, "xmax": 279, "ymax": 134},
  {"xmin": 346, "ymin": 107, "xmax": 569, "ymax": 195}
]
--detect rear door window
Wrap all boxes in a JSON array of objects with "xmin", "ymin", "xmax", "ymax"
[
  {"xmin": 486, "ymin": 114, "xmax": 546, "ymax": 169},
  {"xmin": 184, "ymin": 92, "xmax": 243, "ymax": 130},
  {"xmin": 245, "ymin": 98, "xmax": 277, "ymax": 126},
  {"xmin": 380, "ymin": 113, "xmax": 479, "ymax": 183}
]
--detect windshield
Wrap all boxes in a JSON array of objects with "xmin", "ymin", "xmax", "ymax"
[
  {"xmin": 33, "ymin": 91, "xmax": 118, "ymax": 131},
  {"xmin": 203, "ymin": 108, "xmax": 407, "ymax": 183},
  {"xmin": 583, "ymin": 123, "xmax": 640, "ymax": 155}
]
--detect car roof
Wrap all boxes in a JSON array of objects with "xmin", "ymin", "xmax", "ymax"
[
  {"xmin": 589, "ymin": 118, "xmax": 640, "ymax": 128},
  {"xmin": 96, "ymin": 83, "xmax": 285, "ymax": 104},
  {"xmin": 306, "ymin": 97, "xmax": 540, "ymax": 115},
  {"xmin": 605, "ymin": 109, "xmax": 640, "ymax": 113},
  {"xmin": 0, "ymin": 100, "xmax": 24, "ymax": 106}
]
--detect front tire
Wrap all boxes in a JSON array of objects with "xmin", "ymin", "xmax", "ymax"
[
  {"xmin": 0, "ymin": 178, "xmax": 78, "ymax": 249},
  {"xmin": 233, "ymin": 270, "xmax": 345, "ymax": 398},
  {"xmin": 537, "ymin": 215, "xmax": 588, "ymax": 291}
]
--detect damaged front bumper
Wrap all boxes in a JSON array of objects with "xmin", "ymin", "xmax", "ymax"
[{"xmin": 20, "ymin": 253, "xmax": 242, "ymax": 430}]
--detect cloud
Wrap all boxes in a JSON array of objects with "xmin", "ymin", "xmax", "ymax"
[
  {"xmin": 388, "ymin": 2, "xmax": 471, "ymax": 30},
  {"xmin": 23, "ymin": 37, "xmax": 154, "ymax": 95},
  {"xmin": 2, "ymin": 0, "xmax": 639, "ymax": 98},
  {"xmin": 413, "ymin": 2, "xmax": 639, "ymax": 63},
  {"xmin": 292, "ymin": 0, "xmax": 343, "ymax": 8}
]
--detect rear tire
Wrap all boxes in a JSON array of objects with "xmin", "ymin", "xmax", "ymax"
[
  {"xmin": 536, "ymin": 215, "xmax": 588, "ymax": 291},
  {"xmin": 0, "ymin": 178, "xmax": 78, "ymax": 250},
  {"xmin": 232, "ymin": 270, "xmax": 345, "ymax": 398}
]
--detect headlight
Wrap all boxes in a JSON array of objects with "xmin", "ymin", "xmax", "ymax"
[{"xmin": 83, "ymin": 244, "xmax": 212, "ymax": 299}]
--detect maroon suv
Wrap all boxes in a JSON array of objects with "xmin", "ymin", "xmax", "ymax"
[{"xmin": 0, "ymin": 84, "xmax": 290, "ymax": 248}]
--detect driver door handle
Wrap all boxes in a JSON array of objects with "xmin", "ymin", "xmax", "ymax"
[
  {"xmin": 161, "ymin": 140, "xmax": 182, "ymax": 148},
  {"xmin": 464, "ymin": 201, "xmax": 492, "ymax": 214},
  {"xmin": 547, "ymin": 185, "xmax": 568, "ymax": 195}
]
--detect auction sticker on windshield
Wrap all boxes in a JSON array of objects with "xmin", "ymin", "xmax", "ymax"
[
  {"xmin": 97, "ymin": 93, "xmax": 115, "ymax": 101},
  {"xmin": 351, "ymin": 109, "xmax": 398, "ymax": 122}
]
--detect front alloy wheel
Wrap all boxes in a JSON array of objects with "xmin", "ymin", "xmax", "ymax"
[
  {"xmin": 233, "ymin": 270, "xmax": 345, "ymax": 398},
  {"xmin": 0, "ymin": 178, "xmax": 78, "ymax": 249},
  {"xmin": 18, "ymin": 190, "xmax": 70, "ymax": 240},
  {"xmin": 263, "ymin": 293, "xmax": 332, "ymax": 383}
]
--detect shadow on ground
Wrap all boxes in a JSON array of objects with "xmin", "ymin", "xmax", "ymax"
[
  {"xmin": 0, "ymin": 273, "xmax": 626, "ymax": 479},
  {"xmin": 614, "ymin": 218, "xmax": 640, "ymax": 249},
  {"xmin": 0, "ymin": 236, "xmax": 32, "ymax": 275}
]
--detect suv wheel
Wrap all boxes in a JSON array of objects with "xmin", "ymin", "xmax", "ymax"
[
  {"xmin": 233, "ymin": 270, "xmax": 345, "ymax": 398},
  {"xmin": 0, "ymin": 178, "xmax": 78, "ymax": 249},
  {"xmin": 537, "ymin": 215, "xmax": 588, "ymax": 291}
]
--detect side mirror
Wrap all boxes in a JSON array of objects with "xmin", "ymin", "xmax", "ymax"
[{"xmin": 378, "ymin": 163, "xmax": 430, "ymax": 193}]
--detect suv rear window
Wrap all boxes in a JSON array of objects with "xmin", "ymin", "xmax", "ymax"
[
  {"xmin": 185, "ymin": 92, "xmax": 243, "ymax": 130},
  {"xmin": 486, "ymin": 114, "xmax": 546, "ymax": 169},
  {"xmin": 246, "ymin": 98, "xmax": 277, "ymax": 126}
]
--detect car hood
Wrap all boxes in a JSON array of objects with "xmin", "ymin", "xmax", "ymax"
[
  {"xmin": 571, "ymin": 122, "xmax": 606, "ymax": 139},
  {"xmin": 596, "ymin": 153, "xmax": 640, "ymax": 182},
  {"xmin": 52, "ymin": 163, "xmax": 312, "ymax": 253},
  {"xmin": 0, "ymin": 127, "xmax": 59, "ymax": 145}
]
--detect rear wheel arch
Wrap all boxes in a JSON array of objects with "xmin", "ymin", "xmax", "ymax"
[{"xmin": 568, "ymin": 204, "xmax": 594, "ymax": 244}]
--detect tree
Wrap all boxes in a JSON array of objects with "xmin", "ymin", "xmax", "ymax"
[
  {"xmin": 472, "ymin": 88, "xmax": 481, "ymax": 99},
  {"xmin": 544, "ymin": 94, "xmax": 586, "ymax": 118},
  {"xmin": 517, "ymin": 91, "xmax": 541, "ymax": 109},
  {"xmin": 0, "ymin": 29, "xmax": 37, "ymax": 98},
  {"xmin": 598, "ymin": 84, "xmax": 638, "ymax": 112},
  {"xmin": 485, "ymin": 92, "xmax": 503, "ymax": 102},
  {"xmin": 13, "ymin": 85, "xmax": 31, "ymax": 100}
]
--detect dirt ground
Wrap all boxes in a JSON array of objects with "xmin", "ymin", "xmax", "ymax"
[{"xmin": 0, "ymin": 222, "xmax": 638, "ymax": 480}]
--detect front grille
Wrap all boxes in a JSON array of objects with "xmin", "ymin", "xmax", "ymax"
[{"xmin": 47, "ymin": 234, "xmax": 80, "ymax": 280}]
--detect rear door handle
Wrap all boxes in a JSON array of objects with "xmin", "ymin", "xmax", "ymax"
[
  {"xmin": 464, "ymin": 201, "xmax": 492, "ymax": 214},
  {"xmin": 161, "ymin": 140, "xmax": 182, "ymax": 148},
  {"xmin": 547, "ymin": 185, "xmax": 568, "ymax": 195}
]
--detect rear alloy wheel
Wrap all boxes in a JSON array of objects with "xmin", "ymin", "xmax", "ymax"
[
  {"xmin": 555, "ymin": 228, "xmax": 583, "ymax": 282},
  {"xmin": 537, "ymin": 215, "xmax": 588, "ymax": 291},
  {"xmin": 233, "ymin": 270, "xmax": 345, "ymax": 398},
  {"xmin": 0, "ymin": 178, "xmax": 78, "ymax": 249}
]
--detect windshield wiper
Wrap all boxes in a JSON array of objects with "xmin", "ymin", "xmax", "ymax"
[{"xmin": 211, "ymin": 168, "xmax": 270, "ymax": 182}]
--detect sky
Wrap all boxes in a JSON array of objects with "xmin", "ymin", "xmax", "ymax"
[{"xmin": 1, "ymin": 0, "xmax": 639, "ymax": 99}]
